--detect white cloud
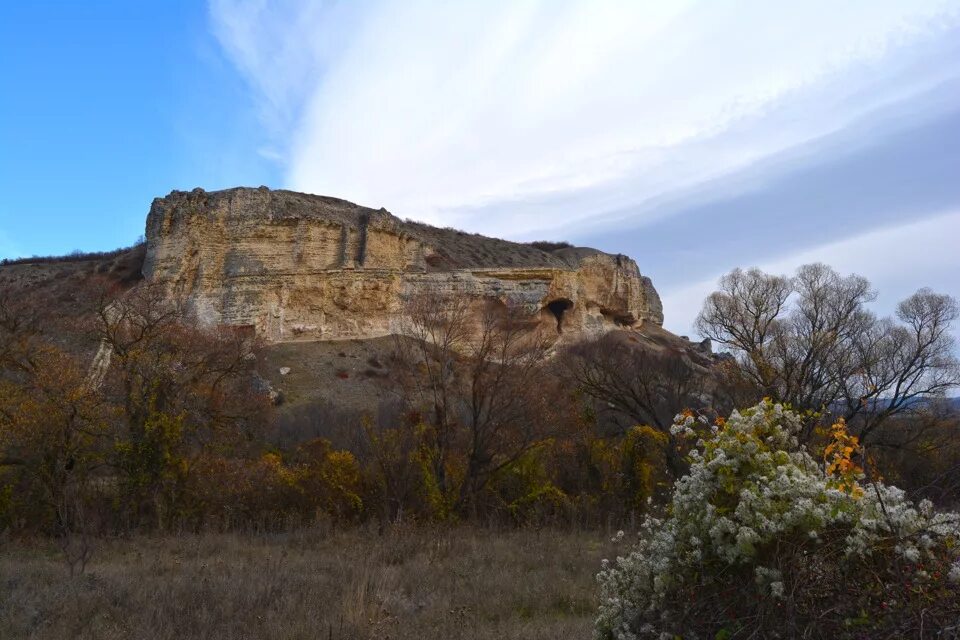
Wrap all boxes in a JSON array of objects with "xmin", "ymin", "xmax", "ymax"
[
  {"xmin": 209, "ymin": 0, "xmax": 959, "ymax": 234},
  {"xmin": 208, "ymin": 0, "xmax": 366, "ymax": 146},
  {"xmin": 660, "ymin": 210, "xmax": 960, "ymax": 337},
  {"xmin": 209, "ymin": 1, "xmax": 960, "ymax": 344}
]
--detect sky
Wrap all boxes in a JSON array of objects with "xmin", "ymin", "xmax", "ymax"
[{"xmin": 1, "ymin": 1, "xmax": 959, "ymax": 337}]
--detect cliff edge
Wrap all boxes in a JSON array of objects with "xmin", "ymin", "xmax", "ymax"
[{"xmin": 143, "ymin": 187, "xmax": 663, "ymax": 341}]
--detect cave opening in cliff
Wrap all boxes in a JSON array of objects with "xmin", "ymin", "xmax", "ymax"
[{"xmin": 545, "ymin": 298, "xmax": 573, "ymax": 333}]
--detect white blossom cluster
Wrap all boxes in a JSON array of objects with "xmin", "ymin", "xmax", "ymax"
[{"xmin": 595, "ymin": 400, "xmax": 960, "ymax": 640}]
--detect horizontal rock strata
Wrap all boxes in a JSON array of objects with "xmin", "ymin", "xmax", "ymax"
[{"xmin": 142, "ymin": 187, "xmax": 663, "ymax": 342}]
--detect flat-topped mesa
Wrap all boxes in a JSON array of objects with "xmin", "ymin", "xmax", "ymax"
[{"xmin": 142, "ymin": 186, "xmax": 663, "ymax": 342}]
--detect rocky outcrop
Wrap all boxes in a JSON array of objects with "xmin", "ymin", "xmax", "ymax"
[{"xmin": 142, "ymin": 187, "xmax": 663, "ymax": 342}]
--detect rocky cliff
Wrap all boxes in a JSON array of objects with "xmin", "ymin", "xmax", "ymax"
[{"xmin": 142, "ymin": 187, "xmax": 663, "ymax": 342}]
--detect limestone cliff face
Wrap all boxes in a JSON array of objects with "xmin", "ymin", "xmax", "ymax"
[{"xmin": 142, "ymin": 187, "xmax": 663, "ymax": 342}]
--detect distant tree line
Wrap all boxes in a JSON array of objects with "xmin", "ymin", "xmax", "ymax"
[
  {"xmin": 0, "ymin": 237, "xmax": 145, "ymax": 267},
  {"xmin": 525, "ymin": 241, "xmax": 574, "ymax": 252}
]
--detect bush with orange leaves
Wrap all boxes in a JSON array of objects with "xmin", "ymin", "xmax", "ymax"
[
  {"xmin": 823, "ymin": 418, "xmax": 865, "ymax": 498},
  {"xmin": 185, "ymin": 438, "xmax": 363, "ymax": 530},
  {"xmin": 0, "ymin": 344, "xmax": 110, "ymax": 532}
]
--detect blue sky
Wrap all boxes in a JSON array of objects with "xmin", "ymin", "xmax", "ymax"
[
  {"xmin": 0, "ymin": 1, "xmax": 280, "ymax": 258},
  {"xmin": 2, "ymin": 1, "xmax": 959, "ymax": 335}
]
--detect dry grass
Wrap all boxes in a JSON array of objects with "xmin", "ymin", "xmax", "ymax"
[{"xmin": 0, "ymin": 525, "xmax": 615, "ymax": 639}]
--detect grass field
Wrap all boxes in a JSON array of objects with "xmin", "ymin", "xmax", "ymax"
[{"xmin": 1, "ymin": 525, "xmax": 616, "ymax": 639}]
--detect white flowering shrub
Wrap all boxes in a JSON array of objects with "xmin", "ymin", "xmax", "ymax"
[{"xmin": 596, "ymin": 400, "xmax": 960, "ymax": 639}]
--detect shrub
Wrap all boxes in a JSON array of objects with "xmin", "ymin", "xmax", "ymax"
[
  {"xmin": 293, "ymin": 438, "xmax": 364, "ymax": 519},
  {"xmin": 187, "ymin": 453, "xmax": 305, "ymax": 528},
  {"xmin": 575, "ymin": 426, "xmax": 670, "ymax": 519},
  {"xmin": 488, "ymin": 442, "xmax": 570, "ymax": 524},
  {"xmin": 187, "ymin": 439, "xmax": 363, "ymax": 529},
  {"xmin": 527, "ymin": 241, "xmax": 574, "ymax": 252},
  {"xmin": 596, "ymin": 400, "xmax": 960, "ymax": 639},
  {"xmin": 618, "ymin": 426, "xmax": 670, "ymax": 512},
  {"xmin": 0, "ymin": 238, "xmax": 145, "ymax": 266}
]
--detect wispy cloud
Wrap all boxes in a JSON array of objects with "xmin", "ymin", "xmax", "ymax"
[
  {"xmin": 662, "ymin": 209, "xmax": 960, "ymax": 336},
  {"xmin": 209, "ymin": 1, "xmax": 960, "ymax": 334},
  {"xmin": 210, "ymin": 0, "xmax": 958, "ymax": 226},
  {"xmin": 580, "ymin": 89, "xmax": 960, "ymax": 333}
]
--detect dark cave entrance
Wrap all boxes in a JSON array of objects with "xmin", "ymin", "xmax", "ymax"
[{"xmin": 545, "ymin": 298, "xmax": 573, "ymax": 333}]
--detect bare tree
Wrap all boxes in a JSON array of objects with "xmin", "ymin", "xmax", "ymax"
[
  {"xmin": 841, "ymin": 288, "xmax": 960, "ymax": 441},
  {"xmin": 391, "ymin": 293, "xmax": 472, "ymax": 503},
  {"xmin": 457, "ymin": 300, "xmax": 551, "ymax": 509},
  {"xmin": 0, "ymin": 289, "xmax": 110, "ymax": 534},
  {"xmin": 780, "ymin": 264, "xmax": 875, "ymax": 409},
  {"xmin": 391, "ymin": 293, "xmax": 551, "ymax": 514},
  {"xmin": 694, "ymin": 267, "xmax": 792, "ymax": 397},
  {"xmin": 96, "ymin": 283, "xmax": 265, "ymax": 439},
  {"xmin": 363, "ymin": 406, "xmax": 424, "ymax": 523},
  {"xmin": 93, "ymin": 282, "xmax": 267, "ymax": 527},
  {"xmin": 0, "ymin": 285, "xmax": 47, "ymax": 374},
  {"xmin": 561, "ymin": 332, "xmax": 713, "ymax": 476},
  {"xmin": 696, "ymin": 264, "xmax": 960, "ymax": 442},
  {"xmin": 562, "ymin": 333, "xmax": 709, "ymax": 432}
]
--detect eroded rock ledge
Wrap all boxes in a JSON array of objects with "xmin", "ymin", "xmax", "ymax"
[{"xmin": 143, "ymin": 187, "xmax": 663, "ymax": 341}]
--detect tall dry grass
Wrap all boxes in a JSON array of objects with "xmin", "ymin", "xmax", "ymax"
[{"xmin": 1, "ymin": 525, "xmax": 616, "ymax": 639}]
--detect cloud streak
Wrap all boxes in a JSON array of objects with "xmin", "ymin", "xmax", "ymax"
[
  {"xmin": 210, "ymin": 0, "xmax": 960, "ymax": 334},
  {"xmin": 211, "ymin": 1, "xmax": 957, "ymax": 221},
  {"xmin": 661, "ymin": 209, "xmax": 960, "ymax": 337}
]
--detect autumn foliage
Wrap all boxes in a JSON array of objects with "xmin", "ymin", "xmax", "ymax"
[
  {"xmin": 0, "ymin": 284, "xmax": 681, "ymax": 534},
  {"xmin": 1, "ymin": 268, "xmax": 958, "ymax": 560}
]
